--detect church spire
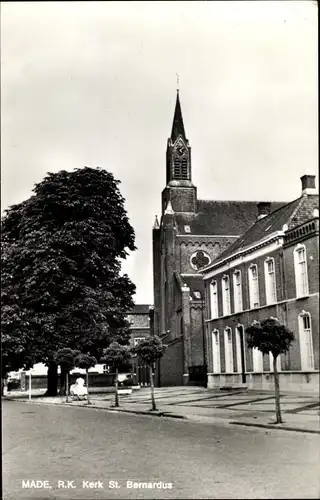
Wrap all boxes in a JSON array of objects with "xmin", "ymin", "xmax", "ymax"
[
  {"xmin": 163, "ymin": 90, "xmax": 196, "ymax": 214},
  {"xmin": 170, "ymin": 91, "xmax": 186, "ymax": 142}
]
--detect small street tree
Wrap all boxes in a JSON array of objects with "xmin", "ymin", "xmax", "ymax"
[
  {"xmin": 54, "ymin": 348, "xmax": 80, "ymax": 403},
  {"xmin": 101, "ymin": 342, "xmax": 131, "ymax": 408},
  {"xmin": 246, "ymin": 317, "xmax": 294, "ymax": 424},
  {"xmin": 131, "ymin": 336, "xmax": 166, "ymax": 411},
  {"xmin": 74, "ymin": 353, "xmax": 97, "ymax": 405}
]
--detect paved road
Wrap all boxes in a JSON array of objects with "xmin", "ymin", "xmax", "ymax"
[{"xmin": 3, "ymin": 401, "xmax": 320, "ymax": 499}]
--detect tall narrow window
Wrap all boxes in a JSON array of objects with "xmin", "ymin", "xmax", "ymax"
[
  {"xmin": 224, "ymin": 328, "xmax": 234, "ymax": 373},
  {"xmin": 269, "ymin": 352, "xmax": 281, "ymax": 372},
  {"xmin": 212, "ymin": 330, "xmax": 221, "ymax": 374},
  {"xmin": 248, "ymin": 264, "xmax": 259, "ymax": 308},
  {"xmin": 233, "ymin": 270, "xmax": 243, "ymax": 313},
  {"xmin": 222, "ymin": 275, "xmax": 231, "ymax": 316},
  {"xmin": 298, "ymin": 313, "xmax": 314, "ymax": 370},
  {"xmin": 265, "ymin": 258, "xmax": 277, "ymax": 304},
  {"xmin": 210, "ymin": 280, "xmax": 218, "ymax": 318},
  {"xmin": 294, "ymin": 245, "xmax": 309, "ymax": 297},
  {"xmin": 173, "ymin": 151, "xmax": 189, "ymax": 180},
  {"xmin": 181, "ymin": 157, "xmax": 188, "ymax": 178},
  {"xmin": 252, "ymin": 348, "xmax": 263, "ymax": 372},
  {"xmin": 235, "ymin": 325, "xmax": 246, "ymax": 374}
]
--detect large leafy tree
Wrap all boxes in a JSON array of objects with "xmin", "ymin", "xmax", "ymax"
[
  {"xmin": 246, "ymin": 317, "xmax": 294, "ymax": 424},
  {"xmin": 1, "ymin": 240, "xmax": 35, "ymax": 378},
  {"xmin": 1, "ymin": 167, "xmax": 136, "ymax": 395}
]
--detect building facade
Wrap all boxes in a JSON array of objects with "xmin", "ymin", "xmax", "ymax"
[
  {"xmin": 126, "ymin": 304, "xmax": 153, "ymax": 385},
  {"xmin": 202, "ymin": 175, "xmax": 319, "ymax": 393},
  {"xmin": 152, "ymin": 92, "xmax": 284, "ymax": 386}
]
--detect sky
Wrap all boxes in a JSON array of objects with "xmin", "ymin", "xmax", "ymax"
[{"xmin": 1, "ymin": 1, "xmax": 318, "ymax": 305}]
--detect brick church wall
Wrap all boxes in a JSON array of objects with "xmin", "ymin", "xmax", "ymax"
[
  {"xmin": 159, "ymin": 338, "xmax": 184, "ymax": 386},
  {"xmin": 177, "ymin": 237, "xmax": 236, "ymax": 275},
  {"xmin": 190, "ymin": 305, "xmax": 205, "ymax": 366}
]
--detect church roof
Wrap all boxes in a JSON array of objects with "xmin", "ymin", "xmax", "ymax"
[
  {"xmin": 128, "ymin": 304, "xmax": 152, "ymax": 314},
  {"xmin": 175, "ymin": 200, "xmax": 285, "ymax": 236},
  {"xmin": 209, "ymin": 194, "xmax": 318, "ymax": 267},
  {"xmin": 171, "ymin": 91, "xmax": 186, "ymax": 142}
]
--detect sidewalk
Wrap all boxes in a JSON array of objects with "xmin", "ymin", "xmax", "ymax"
[{"xmin": 4, "ymin": 386, "xmax": 320, "ymax": 434}]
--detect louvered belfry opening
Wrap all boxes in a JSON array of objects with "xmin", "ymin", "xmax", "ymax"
[{"xmin": 174, "ymin": 156, "xmax": 189, "ymax": 180}]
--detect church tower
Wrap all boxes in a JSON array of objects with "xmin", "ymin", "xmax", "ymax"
[
  {"xmin": 162, "ymin": 91, "xmax": 197, "ymax": 214},
  {"xmin": 152, "ymin": 90, "xmax": 286, "ymax": 388}
]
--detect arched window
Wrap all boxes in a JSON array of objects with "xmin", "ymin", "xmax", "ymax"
[
  {"xmin": 294, "ymin": 244, "xmax": 309, "ymax": 297},
  {"xmin": 269, "ymin": 352, "xmax": 281, "ymax": 373},
  {"xmin": 235, "ymin": 325, "xmax": 246, "ymax": 374},
  {"xmin": 264, "ymin": 257, "xmax": 277, "ymax": 304},
  {"xmin": 209, "ymin": 280, "xmax": 218, "ymax": 318},
  {"xmin": 221, "ymin": 275, "xmax": 231, "ymax": 316},
  {"xmin": 174, "ymin": 156, "xmax": 189, "ymax": 180},
  {"xmin": 212, "ymin": 330, "xmax": 221, "ymax": 374},
  {"xmin": 248, "ymin": 264, "xmax": 259, "ymax": 308},
  {"xmin": 181, "ymin": 157, "xmax": 188, "ymax": 178},
  {"xmin": 252, "ymin": 347, "xmax": 263, "ymax": 372},
  {"xmin": 233, "ymin": 270, "xmax": 243, "ymax": 312},
  {"xmin": 298, "ymin": 312, "xmax": 314, "ymax": 370},
  {"xmin": 224, "ymin": 327, "xmax": 234, "ymax": 373}
]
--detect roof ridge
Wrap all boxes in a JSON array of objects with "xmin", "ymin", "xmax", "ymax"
[
  {"xmin": 286, "ymin": 196, "xmax": 305, "ymax": 226},
  {"xmin": 206, "ymin": 197, "xmax": 304, "ymax": 268},
  {"xmin": 252, "ymin": 196, "xmax": 301, "ymax": 222},
  {"xmin": 198, "ymin": 199, "xmax": 288, "ymax": 204}
]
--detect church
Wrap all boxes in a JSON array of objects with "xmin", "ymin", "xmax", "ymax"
[{"xmin": 152, "ymin": 91, "xmax": 284, "ymax": 387}]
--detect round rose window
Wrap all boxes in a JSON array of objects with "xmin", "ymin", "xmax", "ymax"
[{"xmin": 190, "ymin": 250, "xmax": 211, "ymax": 271}]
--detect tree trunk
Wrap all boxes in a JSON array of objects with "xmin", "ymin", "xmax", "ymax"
[
  {"xmin": 114, "ymin": 367, "xmax": 119, "ymax": 407},
  {"xmin": 273, "ymin": 354, "xmax": 283, "ymax": 424},
  {"xmin": 150, "ymin": 364, "xmax": 156, "ymax": 411},
  {"xmin": 45, "ymin": 363, "xmax": 58, "ymax": 396},
  {"xmin": 66, "ymin": 372, "xmax": 69, "ymax": 403},
  {"xmin": 86, "ymin": 369, "xmax": 90, "ymax": 405}
]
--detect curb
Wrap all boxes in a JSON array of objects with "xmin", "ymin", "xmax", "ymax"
[
  {"xmin": 6, "ymin": 398, "xmax": 318, "ymax": 432},
  {"xmin": 103, "ymin": 407, "xmax": 187, "ymax": 419},
  {"xmin": 230, "ymin": 421, "xmax": 320, "ymax": 435},
  {"xmin": 6, "ymin": 398, "xmax": 187, "ymax": 420}
]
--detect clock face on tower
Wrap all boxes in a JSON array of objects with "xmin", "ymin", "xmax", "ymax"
[
  {"xmin": 175, "ymin": 139, "xmax": 186, "ymax": 157},
  {"xmin": 176, "ymin": 145, "xmax": 185, "ymax": 156}
]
